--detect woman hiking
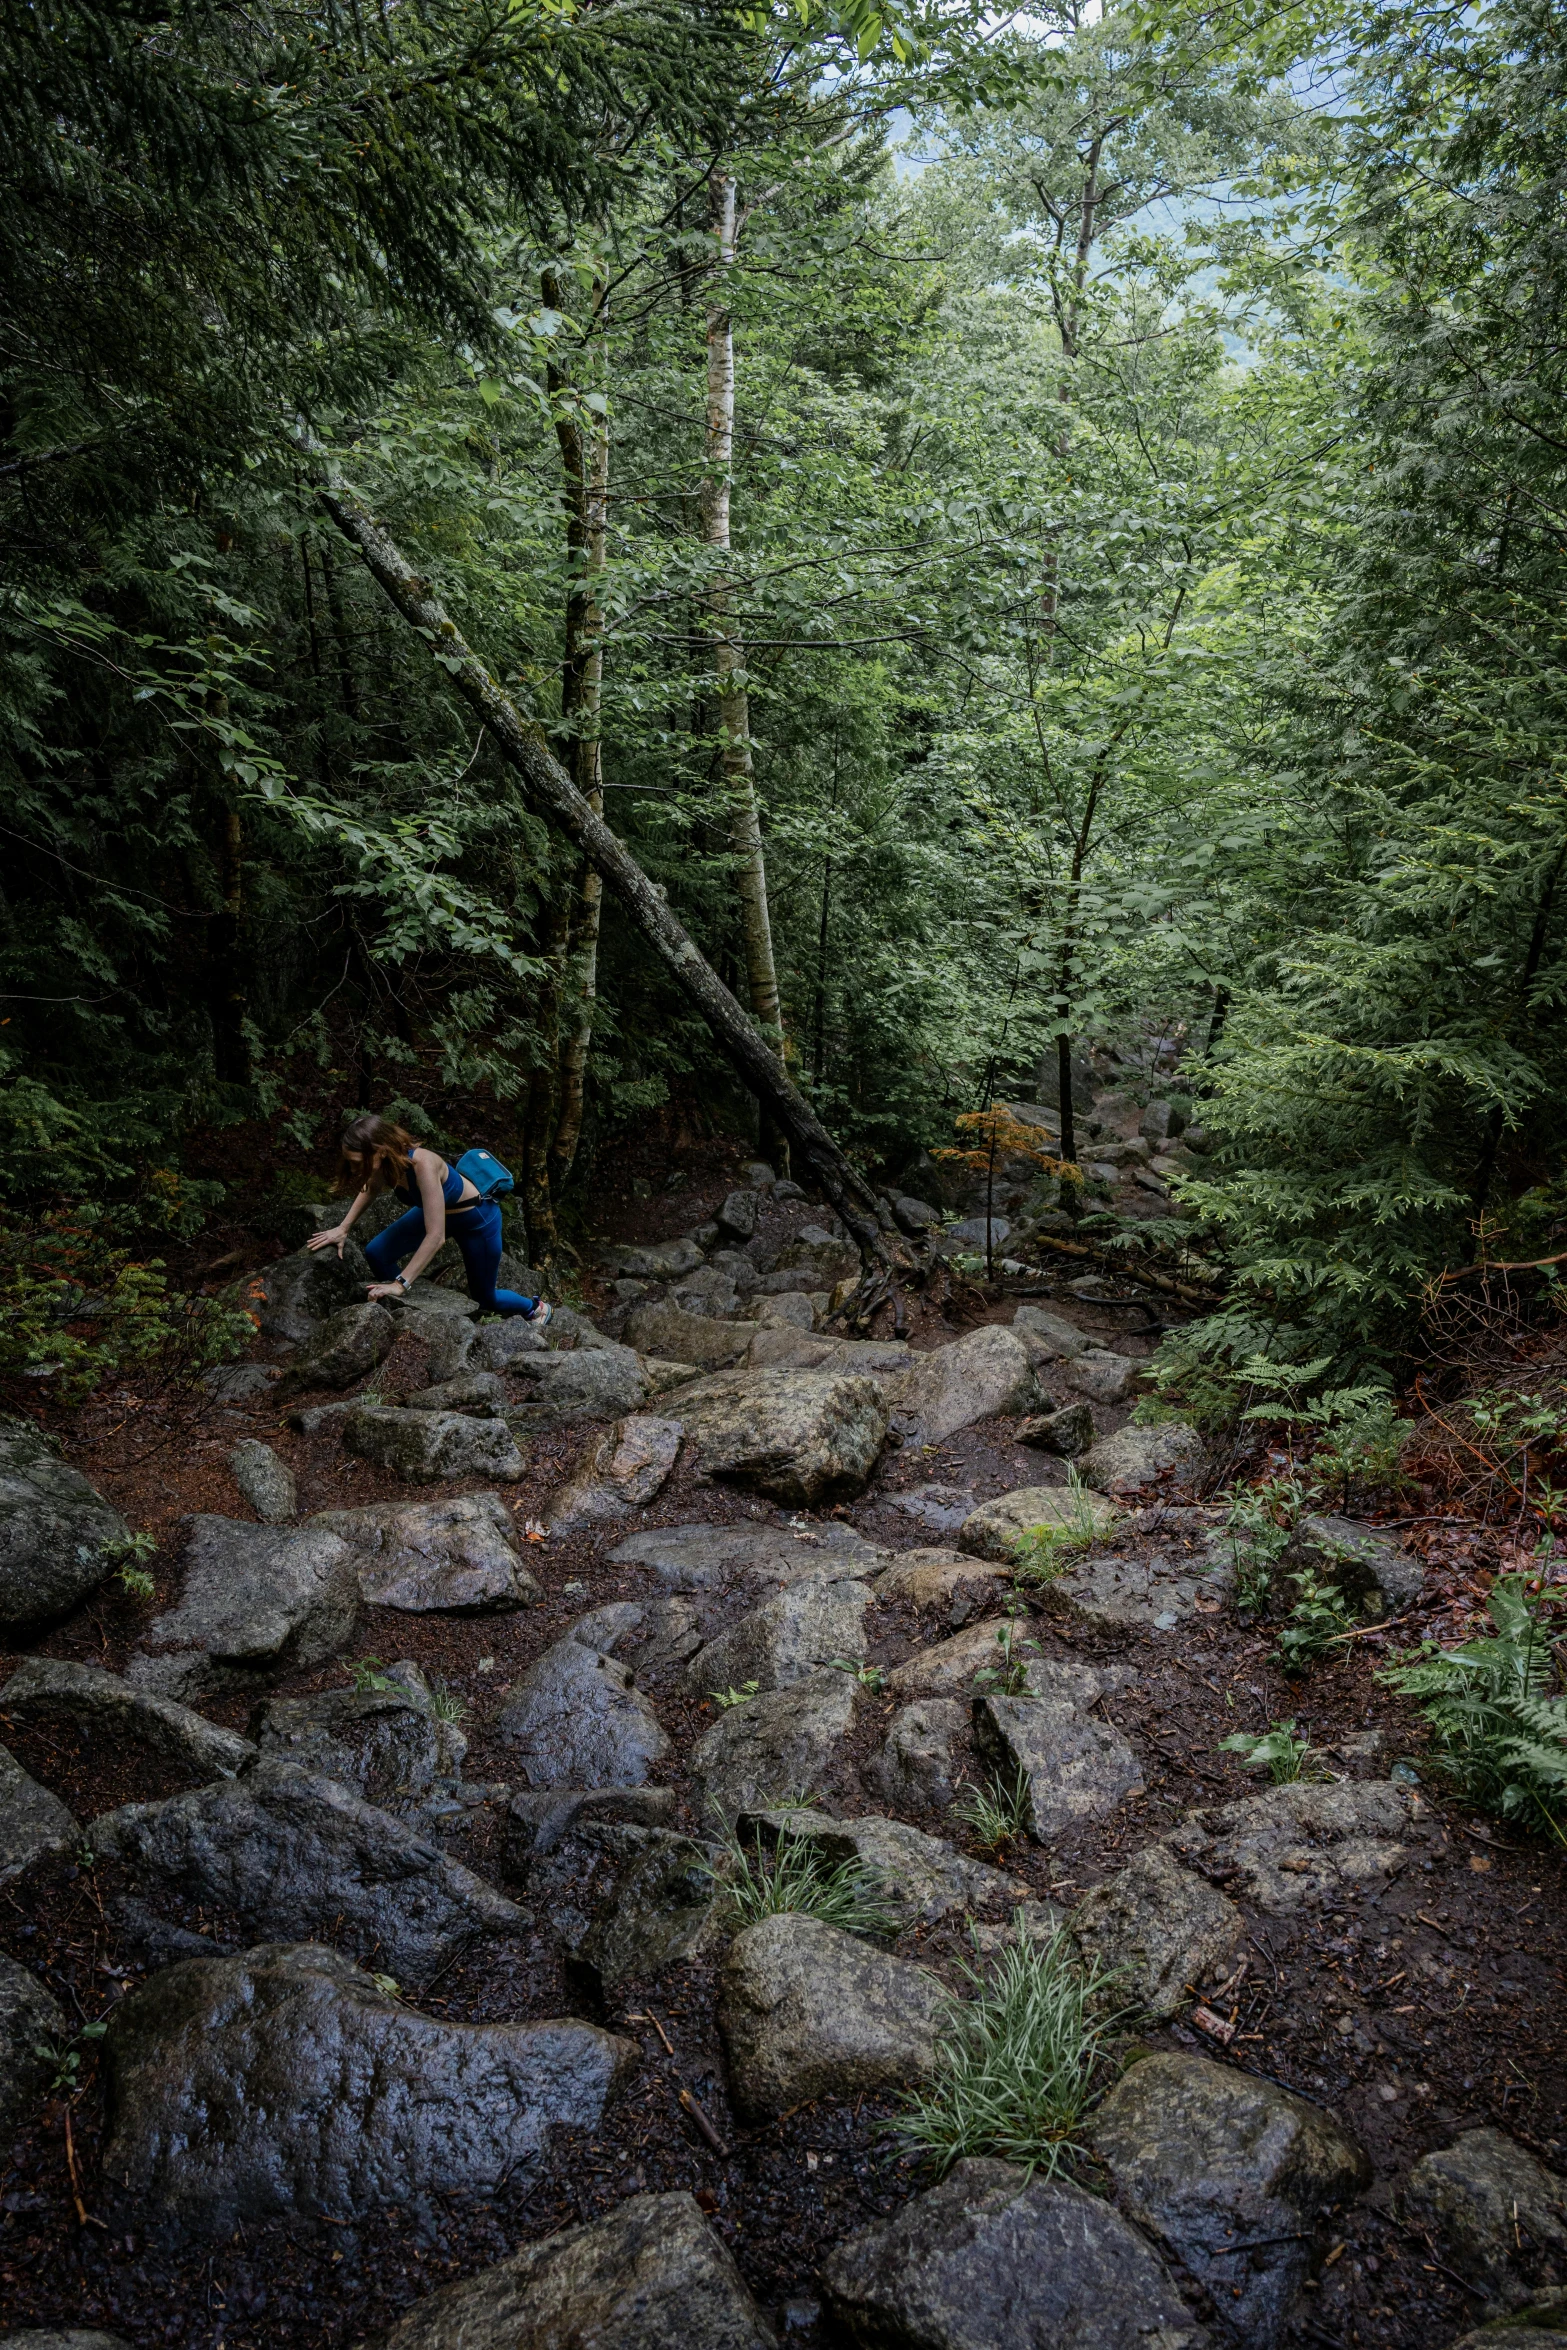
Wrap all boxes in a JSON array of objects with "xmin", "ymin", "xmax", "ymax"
[{"xmin": 307, "ymin": 1113, "xmax": 551, "ymax": 1325}]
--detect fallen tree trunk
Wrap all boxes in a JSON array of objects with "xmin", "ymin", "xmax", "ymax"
[{"xmin": 301, "ymin": 443, "xmax": 890, "ymax": 1266}]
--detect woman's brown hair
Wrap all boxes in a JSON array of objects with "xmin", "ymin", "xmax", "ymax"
[{"xmin": 338, "ymin": 1114, "xmax": 415, "ymax": 1197}]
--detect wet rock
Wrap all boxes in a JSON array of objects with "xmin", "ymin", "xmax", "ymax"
[
  {"xmin": 546, "ymin": 1415, "xmax": 684, "ymax": 1530},
  {"xmin": 744, "ymin": 1327, "xmax": 911, "ymax": 1378},
  {"xmin": 314, "ymin": 1491, "xmax": 538, "ymax": 1614},
  {"xmin": 378, "ymin": 2188, "xmax": 776, "ymax": 2350},
  {"xmin": 673, "ymin": 1369, "xmax": 888, "ymax": 1506},
  {"xmin": 741, "ymin": 1807, "xmax": 1023, "ymax": 1931},
  {"xmin": 0, "ymin": 1743, "xmax": 77, "ymax": 1881},
  {"xmin": 749, "ymin": 1291, "xmax": 817, "ymax": 1330},
  {"xmin": 567, "ymin": 1597, "xmax": 702, "ymax": 1681},
  {"xmin": 719, "ymin": 1913, "xmax": 941, "ymax": 2119},
  {"xmin": 875, "ymin": 1699, "xmax": 968, "ymax": 1812},
  {"xmin": 1069, "ymin": 1844, "xmax": 1243, "ymax": 2020},
  {"xmin": 0, "ymin": 1658, "xmax": 256, "ymax": 1782},
  {"xmin": 1081, "ymin": 1421, "xmax": 1204, "ymax": 1494},
  {"xmin": 344, "ymin": 1405, "xmax": 526, "ymax": 1483},
  {"xmin": 1400, "ymin": 2129, "xmax": 1567, "ymax": 2312},
  {"xmin": 871, "ymin": 1548, "xmax": 1012, "ymax": 1624},
  {"xmin": 771, "ymin": 1230, "xmax": 860, "ymax": 1288},
  {"xmin": 90, "ymin": 1758, "xmax": 522, "ymax": 1976},
  {"xmin": 888, "ymin": 1484, "xmax": 976, "ymax": 1537},
  {"xmin": 1449, "ymin": 2310, "xmax": 1567, "ymax": 2349},
  {"xmin": 277, "ymin": 1301, "xmax": 396, "ymax": 1393},
  {"xmin": 1282, "ymin": 1512, "xmax": 1424, "ymax": 1614},
  {"xmin": 0, "ymin": 1418, "xmax": 129, "ymax": 1629},
  {"xmin": 101, "ymin": 1941, "xmax": 636, "ymax": 2235},
  {"xmin": 576, "ymin": 1826, "xmax": 731, "ymax": 1991},
  {"xmin": 689, "ymin": 1669, "xmax": 870, "ymax": 1824},
  {"xmin": 226, "ymin": 1438, "xmax": 296, "ymax": 1523},
  {"xmin": 251, "ymin": 1666, "xmax": 465, "ymax": 1814},
  {"xmin": 0, "ymin": 2333, "xmax": 130, "ymax": 2350},
  {"xmin": 129, "ymin": 1516, "xmax": 358, "ymax": 1700},
  {"xmin": 202, "ymin": 1362, "xmax": 277, "ymax": 1402},
  {"xmin": 820, "ymin": 2156, "xmax": 1209, "ymax": 2350},
  {"xmin": 421, "ymin": 1315, "xmax": 543, "ymax": 1382},
  {"xmin": 625, "ymin": 1302, "xmax": 750, "ymax": 1369},
  {"xmin": 255, "ymin": 1245, "xmax": 372, "ymax": 1343},
  {"xmin": 957, "ymin": 1483, "xmax": 1116, "ymax": 1562},
  {"xmin": 1092, "ymin": 2052, "xmax": 1369, "ymax": 2345},
  {"xmin": 974, "ymin": 1689, "xmax": 1145, "ymax": 1838},
  {"xmin": 714, "ymin": 1190, "xmax": 761, "ymax": 1243},
  {"xmin": 1061, "ymin": 1349, "xmax": 1139, "ymax": 1406},
  {"xmin": 889, "ymin": 1326, "xmax": 1040, "ymax": 1446},
  {"xmin": 687, "ymin": 1573, "xmax": 870, "ymax": 1694},
  {"xmin": 503, "ymin": 1784, "xmax": 677, "ymax": 1867},
  {"xmin": 601, "ymin": 1237, "xmax": 706, "ymax": 1280},
  {"xmin": 1164, "ymin": 1779, "xmax": 1431, "ymax": 1914},
  {"xmin": 1015, "ymin": 1401, "xmax": 1096, "ymax": 1457},
  {"xmin": 0, "ymin": 1949, "xmax": 68, "ymax": 2135},
  {"xmin": 401, "ymin": 1372, "xmax": 507, "ymax": 1415},
  {"xmin": 1038, "ymin": 1540, "xmax": 1232, "ymax": 1633},
  {"xmin": 497, "ymin": 1637, "xmax": 670, "ymax": 1789},
  {"xmin": 1012, "ymin": 1303, "xmax": 1090, "ymax": 1360},
  {"xmin": 505, "ymin": 1343, "xmax": 649, "ymax": 1427},
  {"xmin": 891, "ymin": 1633, "xmax": 1122, "ymax": 1705},
  {"xmin": 609, "ymin": 1518, "xmax": 886, "ymax": 1593}
]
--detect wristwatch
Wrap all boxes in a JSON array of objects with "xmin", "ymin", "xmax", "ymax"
[{"xmin": 395, "ymin": 1272, "xmax": 411, "ymax": 1290}]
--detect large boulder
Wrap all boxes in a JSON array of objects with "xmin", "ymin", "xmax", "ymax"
[
  {"xmin": 1060, "ymin": 1349, "xmax": 1139, "ymax": 1406},
  {"xmin": 0, "ymin": 1950, "xmax": 68, "ymax": 2136},
  {"xmin": 0, "ymin": 1657, "xmax": 256, "ymax": 1782},
  {"xmin": 1080, "ymin": 1421, "xmax": 1204, "ymax": 1494},
  {"xmin": 226, "ymin": 1438, "xmax": 296, "ymax": 1524},
  {"xmin": 1016, "ymin": 1401, "xmax": 1096, "ymax": 1458},
  {"xmin": 251, "ymin": 1666, "xmax": 465, "ymax": 1814},
  {"xmin": 1012, "ymin": 1304, "xmax": 1089, "ymax": 1360},
  {"xmin": 128, "ymin": 1516, "xmax": 358, "ymax": 1700},
  {"xmin": 1070, "ymin": 1844, "xmax": 1242, "ymax": 2020},
  {"xmin": 0, "ymin": 1418, "xmax": 129, "ymax": 1628},
  {"xmin": 101, "ymin": 1941, "xmax": 637, "ymax": 2236},
  {"xmin": 1399, "ymin": 2129, "xmax": 1567, "ymax": 2313},
  {"xmin": 1282, "ymin": 1512, "xmax": 1424, "ymax": 1613},
  {"xmin": 871, "ymin": 1548, "xmax": 1012, "ymax": 1625},
  {"xmin": 277, "ymin": 1301, "xmax": 396, "ymax": 1393},
  {"xmin": 1164, "ymin": 1780, "xmax": 1432, "ymax": 1915},
  {"xmin": 506, "ymin": 1344, "xmax": 649, "ymax": 1427},
  {"xmin": 890, "ymin": 1326, "xmax": 1041, "ymax": 1444},
  {"xmin": 673, "ymin": 1369, "xmax": 888, "ymax": 1505},
  {"xmin": 1091, "ymin": 2052, "xmax": 1369, "ymax": 2346},
  {"xmin": 744, "ymin": 1327, "xmax": 911, "ymax": 1377},
  {"xmin": 545, "ymin": 1416, "xmax": 683, "ymax": 1531},
  {"xmin": 1037, "ymin": 1534, "xmax": 1231, "ymax": 1633},
  {"xmin": 516, "ymin": 1818, "xmax": 729, "ymax": 1992},
  {"xmin": 820, "ymin": 2158, "xmax": 1209, "ymax": 2350},
  {"xmin": 0, "ymin": 1743, "xmax": 76, "ymax": 1882},
  {"xmin": 600, "ymin": 1236, "xmax": 706, "ymax": 1281},
  {"xmin": 313, "ymin": 1492, "xmax": 538, "ymax": 1613},
  {"xmin": 974, "ymin": 1689, "xmax": 1145, "ymax": 1838},
  {"xmin": 379, "ymin": 2189, "xmax": 776, "ymax": 2350},
  {"xmin": 610, "ymin": 1517, "xmax": 887, "ymax": 1593},
  {"xmin": 401, "ymin": 1373, "xmax": 507, "ymax": 1415},
  {"xmin": 689, "ymin": 1668, "xmax": 870, "ymax": 1824},
  {"xmin": 90, "ymin": 1759, "xmax": 523, "ymax": 1977},
  {"xmin": 255, "ymin": 1245, "xmax": 372, "ymax": 1342},
  {"xmin": 344, "ymin": 1405, "xmax": 526, "ymax": 1482},
  {"xmin": 497, "ymin": 1637, "xmax": 670, "ymax": 1789},
  {"xmin": 687, "ymin": 1572, "xmax": 870, "ymax": 1695},
  {"xmin": 875, "ymin": 1699, "xmax": 968, "ymax": 1813},
  {"xmin": 770, "ymin": 1227, "xmax": 860, "ymax": 1287},
  {"xmin": 957, "ymin": 1483, "xmax": 1116, "ymax": 1562},
  {"xmin": 624, "ymin": 1302, "xmax": 749, "ymax": 1369},
  {"xmin": 718, "ymin": 1913, "xmax": 942, "ymax": 2119}
]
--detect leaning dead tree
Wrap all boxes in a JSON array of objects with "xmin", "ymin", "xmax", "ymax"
[{"xmin": 300, "ymin": 441, "xmax": 897, "ymax": 1298}]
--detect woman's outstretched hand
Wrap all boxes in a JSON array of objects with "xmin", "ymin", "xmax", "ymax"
[
  {"xmin": 307, "ymin": 1225, "xmax": 348, "ymax": 1257},
  {"xmin": 366, "ymin": 1280, "xmax": 404, "ymax": 1301}
]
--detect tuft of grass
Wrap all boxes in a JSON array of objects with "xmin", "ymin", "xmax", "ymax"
[
  {"xmin": 1010, "ymin": 1468, "xmax": 1107, "ymax": 1588},
  {"xmin": 1379, "ymin": 1575, "xmax": 1567, "ymax": 1842},
  {"xmin": 1218, "ymin": 1719, "xmax": 1316, "ymax": 1782},
  {"xmin": 898, "ymin": 1929, "xmax": 1125, "ymax": 2180},
  {"xmin": 714, "ymin": 1824, "xmax": 897, "ymax": 1939},
  {"xmin": 427, "ymin": 1677, "xmax": 467, "ymax": 1726},
  {"xmin": 951, "ymin": 1763, "xmax": 1032, "ymax": 1850}
]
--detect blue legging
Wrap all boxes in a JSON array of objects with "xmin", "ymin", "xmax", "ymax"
[{"xmin": 364, "ymin": 1200, "xmax": 537, "ymax": 1316}]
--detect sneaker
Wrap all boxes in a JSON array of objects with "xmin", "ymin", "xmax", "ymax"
[{"xmin": 525, "ymin": 1299, "xmax": 552, "ymax": 1328}]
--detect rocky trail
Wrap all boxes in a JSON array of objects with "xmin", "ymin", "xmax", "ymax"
[{"xmin": 0, "ymin": 1121, "xmax": 1564, "ymax": 2350}]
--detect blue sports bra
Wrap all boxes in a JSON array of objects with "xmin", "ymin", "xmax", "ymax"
[{"xmin": 395, "ymin": 1152, "xmax": 469, "ymax": 1211}]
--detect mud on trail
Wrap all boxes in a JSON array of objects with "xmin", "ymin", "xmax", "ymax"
[{"xmin": 0, "ymin": 1153, "xmax": 1564, "ymax": 2350}]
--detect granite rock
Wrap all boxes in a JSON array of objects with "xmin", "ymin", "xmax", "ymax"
[
  {"xmin": 226, "ymin": 1439, "xmax": 297, "ymax": 1523},
  {"xmin": 0, "ymin": 1657, "xmax": 256, "ymax": 1783},
  {"xmin": 1080, "ymin": 1422, "xmax": 1204, "ymax": 1494},
  {"xmin": 672, "ymin": 1370, "xmax": 889, "ymax": 1506},
  {"xmin": 718, "ymin": 1913, "xmax": 941, "ymax": 2119},
  {"xmin": 0, "ymin": 1417, "xmax": 129, "ymax": 1628},
  {"xmin": 689, "ymin": 1668, "xmax": 870, "ymax": 1824},
  {"xmin": 315, "ymin": 1492, "xmax": 539, "ymax": 1613},
  {"xmin": 344, "ymin": 1406, "xmax": 527, "ymax": 1483},
  {"xmin": 1069, "ymin": 1843, "xmax": 1243, "ymax": 2020},
  {"xmin": 497, "ymin": 1637, "xmax": 670, "ymax": 1789},
  {"xmin": 129, "ymin": 1516, "xmax": 359, "ymax": 1700}
]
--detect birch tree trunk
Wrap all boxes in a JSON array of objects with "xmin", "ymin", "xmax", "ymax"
[
  {"xmin": 702, "ymin": 172, "xmax": 789, "ymax": 1170},
  {"xmin": 302, "ymin": 447, "xmax": 889, "ymax": 1264}
]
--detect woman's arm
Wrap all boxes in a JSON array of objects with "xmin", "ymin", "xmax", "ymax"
[
  {"xmin": 371, "ymin": 1149, "xmax": 447, "ymax": 1292},
  {"xmin": 308, "ymin": 1186, "xmax": 373, "ymax": 1257}
]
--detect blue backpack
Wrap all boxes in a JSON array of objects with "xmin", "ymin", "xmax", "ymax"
[{"xmin": 453, "ymin": 1148, "xmax": 515, "ymax": 1201}]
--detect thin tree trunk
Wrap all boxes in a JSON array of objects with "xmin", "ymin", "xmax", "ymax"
[
  {"xmin": 211, "ymin": 801, "xmax": 248, "ymax": 1083},
  {"xmin": 305, "ymin": 449, "xmax": 888, "ymax": 1262},
  {"xmin": 551, "ymin": 395, "xmax": 609, "ymax": 1191},
  {"xmin": 702, "ymin": 173, "xmax": 789, "ymax": 1171}
]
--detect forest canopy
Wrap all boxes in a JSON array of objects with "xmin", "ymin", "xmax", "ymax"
[{"xmin": 3, "ymin": 0, "xmax": 1564, "ymax": 1376}]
